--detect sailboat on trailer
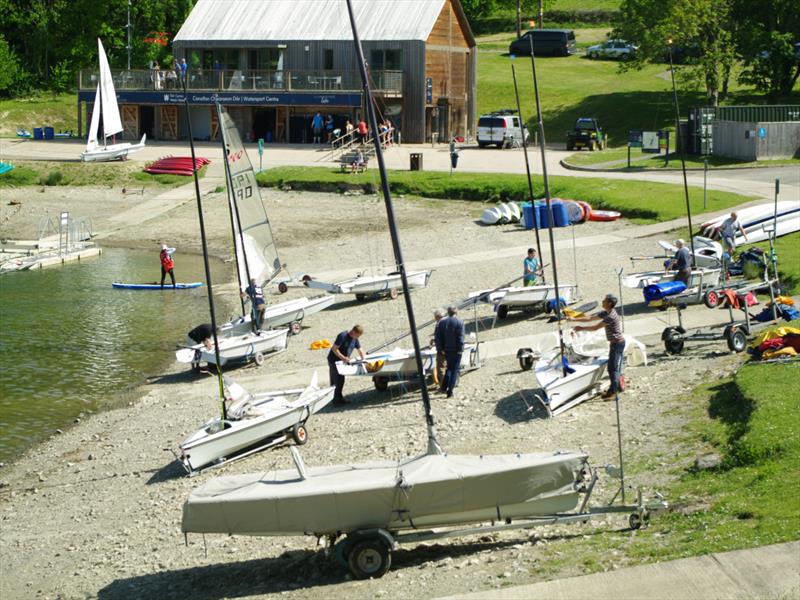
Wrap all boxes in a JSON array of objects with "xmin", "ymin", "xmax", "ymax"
[
  {"xmin": 81, "ymin": 39, "xmax": 146, "ymax": 162},
  {"xmin": 181, "ymin": 0, "xmax": 594, "ymax": 579}
]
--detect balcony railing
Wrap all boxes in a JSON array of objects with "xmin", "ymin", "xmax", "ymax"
[{"xmin": 78, "ymin": 68, "xmax": 403, "ymax": 94}]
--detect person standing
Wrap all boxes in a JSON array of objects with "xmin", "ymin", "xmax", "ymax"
[
  {"xmin": 242, "ymin": 277, "xmax": 266, "ymax": 329},
  {"xmin": 718, "ymin": 211, "xmax": 748, "ymax": 255},
  {"xmin": 523, "ymin": 247, "xmax": 541, "ymax": 286},
  {"xmin": 327, "ymin": 325, "xmax": 365, "ymax": 405},
  {"xmin": 159, "ymin": 244, "xmax": 176, "ymax": 289},
  {"xmin": 435, "ymin": 306, "xmax": 464, "ymax": 398},
  {"xmin": 667, "ymin": 238, "xmax": 692, "ymax": 285},
  {"xmin": 180, "ymin": 57, "xmax": 188, "ymax": 82},
  {"xmin": 311, "ymin": 112, "xmax": 324, "ymax": 144},
  {"xmin": 357, "ymin": 118, "xmax": 368, "ymax": 145},
  {"xmin": 345, "ymin": 119, "xmax": 354, "ymax": 140},
  {"xmin": 152, "ymin": 61, "xmax": 162, "ymax": 90},
  {"xmin": 431, "ymin": 308, "xmax": 446, "ymax": 389},
  {"xmin": 325, "ymin": 115, "xmax": 335, "ymax": 143},
  {"xmin": 568, "ymin": 294, "xmax": 625, "ymax": 399}
]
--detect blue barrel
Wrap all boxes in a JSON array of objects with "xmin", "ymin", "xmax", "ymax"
[
  {"xmin": 44, "ymin": 126, "xmax": 55, "ymax": 140},
  {"xmin": 33, "ymin": 127, "xmax": 43, "ymax": 140},
  {"xmin": 522, "ymin": 202, "xmax": 534, "ymax": 230},
  {"xmin": 552, "ymin": 201, "xmax": 569, "ymax": 227},
  {"xmin": 643, "ymin": 281, "xmax": 687, "ymax": 302},
  {"xmin": 536, "ymin": 203, "xmax": 550, "ymax": 229}
]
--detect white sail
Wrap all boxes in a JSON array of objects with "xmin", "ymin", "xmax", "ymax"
[
  {"xmin": 97, "ymin": 39, "xmax": 122, "ymax": 138},
  {"xmin": 86, "ymin": 85, "xmax": 101, "ymax": 150},
  {"xmin": 219, "ymin": 106, "xmax": 282, "ymax": 291}
]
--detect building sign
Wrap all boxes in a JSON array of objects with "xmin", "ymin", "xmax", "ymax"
[
  {"xmin": 426, "ymin": 77, "xmax": 433, "ymax": 104},
  {"xmin": 642, "ymin": 131, "xmax": 660, "ymax": 152},
  {"xmin": 78, "ymin": 90, "xmax": 363, "ymax": 107}
]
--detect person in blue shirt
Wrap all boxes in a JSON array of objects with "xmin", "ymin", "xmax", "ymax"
[
  {"xmin": 311, "ymin": 112, "xmax": 324, "ymax": 144},
  {"xmin": 523, "ymin": 248, "xmax": 541, "ymax": 286},
  {"xmin": 667, "ymin": 239, "xmax": 692, "ymax": 285},
  {"xmin": 327, "ymin": 325, "xmax": 365, "ymax": 404},
  {"xmin": 435, "ymin": 306, "xmax": 465, "ymax": 398}
]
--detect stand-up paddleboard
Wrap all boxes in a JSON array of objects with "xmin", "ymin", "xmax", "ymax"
[{"xmin": 112, "ymin": 281, "xmax": 203, "ymax": 290}]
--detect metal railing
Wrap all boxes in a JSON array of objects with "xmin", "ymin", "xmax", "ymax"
[{"xmin": 78, "ymin": 68, "xmax": 403, "ymax": 94}]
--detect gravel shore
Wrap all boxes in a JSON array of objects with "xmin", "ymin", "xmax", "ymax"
[{"xmin": 0, "ymin": 179, "xmax": 747, "ymax": 599}]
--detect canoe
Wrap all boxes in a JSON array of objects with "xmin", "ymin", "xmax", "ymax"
[
  {"xmin": 112, "ymin": 281, "xmax": 203, "ymax": 290},
  {"xmin": 588, "ymin": 210, "xmax": 621, "ymax": 222},
  {"xmin": 577, "ymin": 201, "xmax": 592, "ymax": 222}
]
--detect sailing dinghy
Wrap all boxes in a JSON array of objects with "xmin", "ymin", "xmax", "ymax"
[
  {"xmin": 81, "ymin": 39, "xmax": 145, "ymax": 162},
  {"xmin": 303, "ymin": 269, "xmax": 432, "ymax": 300},
  {"xmin": 178, "ymin": 373, "xmax": 334, "ymax": 475},
  {"xmin": 469, "ymin": 283, "xmax": 577, "ymax": 319},
  {"xmin": 700, "ymin": 201, "xmax": 800, "ymax": 244},
  {"xmin": 182, "ymin": 2, "xmax": 607, "ymax": 579}
]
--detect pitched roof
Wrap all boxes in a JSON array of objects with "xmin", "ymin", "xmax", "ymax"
[{"xmin": 174, "ymin": 0, "xmax": 472, "ymax": 44}]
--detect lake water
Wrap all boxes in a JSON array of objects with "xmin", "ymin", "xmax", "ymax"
[{"xmin": 0, "ymin": 247, "xmax": 230, "ymax": 464}]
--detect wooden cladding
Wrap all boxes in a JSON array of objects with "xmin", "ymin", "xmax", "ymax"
[
  {"xmin": 427, "ymin": 0, "xmax": 469, "ymax": 49},
  {"xmin": 121, "ymin": 105, "xmax": 139, "ymax": 139},
  {"xmin": 424, "ymin": 0, "xmax": 471, "ymax": 104},
  {"xmin": 160, "ymin": 106, "xmax": 178, "ymax": 140}
]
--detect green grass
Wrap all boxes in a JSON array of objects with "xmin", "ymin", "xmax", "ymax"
[
  {"xmin": 751, "ymin": 232, "xmax": 800, "ymax": 295},
  {"xmin": 0, "ymin": 161, "xmax": 205, "ymax": 188},
  {"xmin": 256, "ymin": 166, "xmax": 754, "ymax": 224},
  {"xmin": 0, "ymin": 93, "xmax": 77, "ymax": 138},
  {"xmin": 564, "ymin": 147, "xmax": 800, "ymax": 170}
]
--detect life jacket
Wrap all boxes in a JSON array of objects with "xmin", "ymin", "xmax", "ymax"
[{"xmin": 160, "ymin": 249, "xmax": 174, "ymax": 270}]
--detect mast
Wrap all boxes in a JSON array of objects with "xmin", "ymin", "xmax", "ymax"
[
  {"xmin": 183, "ymin": 79, "xmax": 227, "ymax": 420},
  {"xmin": 216, "ymin": 103, "xmax": 248, "ymax": 319},
  {"xmin": 344, "ymin": 0, "xmax": 442, "ymax": 454},
  {"xmin": 510, "ymin": 58, "xmax": 544, "ymax": 277},
  {"xmin": 529, "ymin": 36, "xmax": 568, "ymax": 376}
]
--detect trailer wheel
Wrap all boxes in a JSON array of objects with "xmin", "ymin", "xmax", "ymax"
[
  {"xmin": 290, "ymin": 320, "xmax": 302, "ymax": 335},
  {"xmin": 254, "ymin": 352, "xmax": 265, "ymax": 366},
  {"xmin": 373, "ymin": 376, "xmax": 389, "ymax": 392},
  {"xmin": 291, "ymin": 423, "xmax": 308, "ymax": 445},
  {"xmin": 663, "ymin": 328, "xmax": 684, "ymax": 355},
  {"xmin": 629, "ymin": 513, "xmax": 650, "ymax": 530},
  {"xmin": 355, "ymin": 293, "xmax": 366, "ymax": 302},
  {"xmin": 277, "ymin": 282, "xmax": 288, "ymax": 294},
  {"xmin": 703, "ymin": 289, "xmax": 720, "ymax": 309},
  {"xmin": 519, "ymin": 354, "xmax": 534, "ymax": 371},
  {"xmin": 348, "ymin": 538, "xmax": 392, "ymax": 580},
  {"xmin": 727, "ymin": 328, "xmax": 747, "ymax": 353},
  {"xmin": 497, "ymin": 305, "xmax": 509, "ymax": 320}
]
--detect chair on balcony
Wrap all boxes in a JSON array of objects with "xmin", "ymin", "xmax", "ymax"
[{"xmin": 307, "ymin": 75, "xmax": 320, "ymax": 89}]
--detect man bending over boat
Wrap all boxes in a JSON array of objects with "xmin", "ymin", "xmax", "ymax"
[
  {"xmin": 327, "ymin": 325, "xmax": 365, "ymax": 405},
  {"xmin": 436, "ymin": 306, "xmax": 465, "ymax": 398},
  {"xmin": 568, "ymin": 294, "xmax": 625, "ymax": 399},
  {"xmin": 523, "ymin": 248, "xmax": 541, "ymax": 286},
  {"xmin": 187, "ymin": 323, "xmax": 216, "ymax": 350}
]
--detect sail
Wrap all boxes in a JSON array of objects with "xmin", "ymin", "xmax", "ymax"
[
  {"xmin": 97, "ymin": 39, "xmax": 123, "ymax": 139},
  {"xmin": 219, "ymin": 106, "xmax": 282, "ymax": 291},
  {"xmin": 86, "ymin": 85, "xmax": 101, "ymax": 150}
]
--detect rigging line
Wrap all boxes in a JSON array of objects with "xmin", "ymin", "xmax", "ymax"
[
  {"xmin": 345, "ymin": 0, "xmax": 440, "ymax": 452},
  {"xmin": 181, "ymin": 74, "xmax": 226, "ymax": 420},
  {"xmin": 510, "ymin": 58, "xmax": 545, "ymax": 280},
  {"xmin": 528, "ymin": 36, "xmax": 568, "ymax": 378}
]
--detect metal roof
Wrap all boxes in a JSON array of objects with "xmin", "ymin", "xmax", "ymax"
[{"xmin": 174, "ymin": 0, "xmax": 467, "ymax": 44}]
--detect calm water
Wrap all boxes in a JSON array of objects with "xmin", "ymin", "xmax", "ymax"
[{"xmin": 0, "ymin": 247, "xmax": 230, "ymax": 464}]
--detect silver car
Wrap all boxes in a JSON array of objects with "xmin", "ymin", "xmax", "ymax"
[{"xmin": 586, "ymin": 40, "xmax": 637, "ymax": 60}]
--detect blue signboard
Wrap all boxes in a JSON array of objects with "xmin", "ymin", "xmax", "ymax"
[
  {"xmin": 78, "ymin": 90, "xmax": 362, "ymax": 107},
  {"xmin": 426, "ymin": 77, "xmax": 433, "ymax": 104}
]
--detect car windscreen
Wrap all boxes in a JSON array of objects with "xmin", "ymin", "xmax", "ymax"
[{"xmin": 478, "ymin": 117, "xmax": 505, "ymax": 128}]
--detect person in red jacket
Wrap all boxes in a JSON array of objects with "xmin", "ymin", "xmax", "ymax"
[{"xmin": 159, "ymin": 244, "xmax": 176, "ymax": 289}]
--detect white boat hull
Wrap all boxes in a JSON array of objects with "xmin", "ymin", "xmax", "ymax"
[
  {"xmin": 471, "ymin": 284, "xmax": 577, "ymax": 308},
  {"xmin": 177, "ymin": 329, "xmax": 289, "ymax": 367},
  {"xmin": 623, "ymin": 268, "xmax": 720, "ymax": 290},
  {"xmin": 182, "ymin": 450, "xmax": 589, "ymax": 536},
  {"xmin": 222, "ymin": 295, "xmax": 335, "ymax": 336},
  {"xmin": 700, "ymin": 202, "xmax": 799, "ymax": 239},
  {"xmin": 180, "ymin": 377, "xmax": 335, "ymax": 474},
  {"xmin": 81, "ymin": 135, "xmax": 146, "ymax": 162},
  {"xmin": 336, "ymin": 342, "xmax": 481, "ymax": 380},
  {"xmin": 535, "ymin": 356, "xmax": 608, "ymax": 414},
  {"xmin": 305, "ymin": 270, "xmax": 432, "ymax": 296}
]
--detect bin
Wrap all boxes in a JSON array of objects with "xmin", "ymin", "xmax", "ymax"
[
  {"xmin": 44, "ymin": 126, "xmax": 55, "ymax": 140},
  {"xmin": 552, "ymin": 202, "xmax": 570, "ymax": 227},
  {"xmin": 536, "ymin": 203, "xmax": 550, "ymax": 229},
  {"xmin": 410, "ymin": 153, "xmax": 423, "ymax": 171},
  {"xmin": 450, "ymin": 151, "xmax": 458, "ymax": 169},
  {"xmin": 522, "ymin": 202, "xmax": 535, "ymax": 230},
  {"xmin": 33, "ymin": 127, "xmax": 43, "ymax": 140}
]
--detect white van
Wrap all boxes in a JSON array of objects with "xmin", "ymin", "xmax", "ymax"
[{"xmin": 477, "ymin": 110, "xmax": 530, "ymax": 148}]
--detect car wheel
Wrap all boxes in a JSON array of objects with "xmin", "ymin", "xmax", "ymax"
[{"xmin": 478, "ymin": 141, "xmax": 487, "ymax": 149}]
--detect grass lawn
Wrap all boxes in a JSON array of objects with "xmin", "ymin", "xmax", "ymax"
[
  {"xmin": 0, "ymin": 93, "xmax": 78, "ymax": 138},
  {"xmin": 256, "ymin": 166, "xmax": 754, "ymax": 224},
  {"xmin": 563, "ymin": 147, "xmax": 800, "ymax": 170},
  {"xmin": 0, "ymin": 160, "xmax": 205, "ymax": 188}
]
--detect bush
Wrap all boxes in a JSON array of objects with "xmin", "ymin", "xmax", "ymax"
[{"xmin": 40, "ymin": 170, "xmax": 64, "ymax": 186}]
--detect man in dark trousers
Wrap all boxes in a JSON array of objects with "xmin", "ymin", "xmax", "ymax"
[
  {"xmin": 431, "ymin": 308, "xmax": 446, "ymax": 388},
  {"xmin": 435, "ymin": 306, "xmax": 465, "ymax": 398},
  {"xmin": 667, "ymin": 238, "xmax": 692, "ymax": 285},
  {"xmin": 327, "ymin": 325, "xmax": 365, "ymax": 405},
  {"xmin": 568, "ymin": 294, "xmax": 625, "ymax": 399}
]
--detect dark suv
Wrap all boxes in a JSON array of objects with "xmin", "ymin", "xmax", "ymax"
[{"xmin": 509, "ymin": 29, "xmax": 577, "ymax": 57}]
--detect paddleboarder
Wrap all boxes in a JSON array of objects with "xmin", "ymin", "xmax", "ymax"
[
  {"xmin": 568, "ymin": 294, "xmax": 625, "ymax": 399},
  {"xmin": 327, "ymin": 325, "xmax": 366, "ymax": 405},
  {"xmin": 159, "ymin": 244, "xmax": 176, "ymax": 289}
]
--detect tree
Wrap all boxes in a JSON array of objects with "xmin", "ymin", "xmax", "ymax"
[
  {"xmin": 731, "ymin": 0, "xmax": 800, "ymax": 99},
  {"xmin": 0, "ymin": 35, "xmax": 23, "ymax": 97},
  {"xmin": 614, "ymin": 0, "xmax": 737, "ymax": 105}
]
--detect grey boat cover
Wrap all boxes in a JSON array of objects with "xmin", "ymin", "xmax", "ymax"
[{"xmin": 182, "ymin": 451, "xmax": 588, "ymax": 536}]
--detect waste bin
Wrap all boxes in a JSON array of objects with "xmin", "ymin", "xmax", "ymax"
[
  {"xmin": 521, "ymin": 202, "xmax": 535, "ymax": 230},
  {"xmin": 33, "ymin": 127, "xmax": 43, "ymax": 140},
  {"xmin": 552, "ymin": 202, "xmax": 570, "ymax": 227},
  {"xmin": 450, "ymin": 151, "xmax": 459, "ymax": 169},
  {"xmin": 44, "ymin": 126, "xmax": 55, "ymax": 140},
  {"xmin": 410, "ymin": 153, "xmax": 423, "ymax": 171}
]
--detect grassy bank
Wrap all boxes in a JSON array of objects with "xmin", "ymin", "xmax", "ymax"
[
  {"xmin": 563, "ymin": 147, "xmax": 800, "ymax": 170},
  {"xmin": 256, "ymin": 166, "xmax": 753, "ymax": 224},
  {"xmin": 0, "ymin": 93, "xmax": 77, "ymax": 138},
  {"xmin": 0, "ymin": 160, "xmax": 205, "ymax": 188}
]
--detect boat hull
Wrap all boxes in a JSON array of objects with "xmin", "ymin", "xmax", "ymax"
[
  {"xmin": 471, "ymin": 284, "xmax": 577, "ymax": 308},
  {"xmin": 222, "ymin": 295, "xmax": 334, "ymax": 336},
  {"xmin": 623, "ymin": 268, "xmax": 720, "ymax": 290},
  {"xmin": 535, "ymin": 358, "xmax": 608, "ymax": 413},
  {"xmin": 182, "ymin": 451, "xmax": 589, "ymax": 536},
  {"xmin": 305, "ymin": 270, "xmax": 432, "ymax": 296},
  {"xmin": 81, "ymin": 136, "xmax": 146, "ymax": 162},
  {"xmin": 336, "ymin": 342, "xmax": 480, "ymax": 379},
  {"xmin": 178, "ymin": 329, "xmax": 289, "ymax": 367}
]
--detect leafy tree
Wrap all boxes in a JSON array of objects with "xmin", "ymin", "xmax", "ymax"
[
  {"xmin": 731, "ymin": 0, "xmax": 800, "ymax": 99},
  {"xmin": 613, "ymin": 0, "xmax": 736, "ymax": 105},
  {"xmin": 0, "ymin": 35, "xmax": 23, "ymax": 97}
]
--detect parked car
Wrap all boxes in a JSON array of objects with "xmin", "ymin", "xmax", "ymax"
[
  {"xmin": 566, "ymin": 118, "xmax": 605, "ymax": 151},
  {"xmin": 477, "ymin": 110, "xmax": 530, "ymax": 149},
  {"xmin": 586, "ymin": 39, "xmax": 637, "ymax": 60},
  {"xmin": 509, "ymin": 29, "xmax": 577, "ymax": 57}
]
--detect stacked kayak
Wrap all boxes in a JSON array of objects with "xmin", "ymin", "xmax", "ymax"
[
  {"xmin": 0, "ymin": 162, "xmax": 14, "ymax": 175},
  {"xmin": 144, "ymin": 156, "xmax": 211, "ymax": 176}
]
